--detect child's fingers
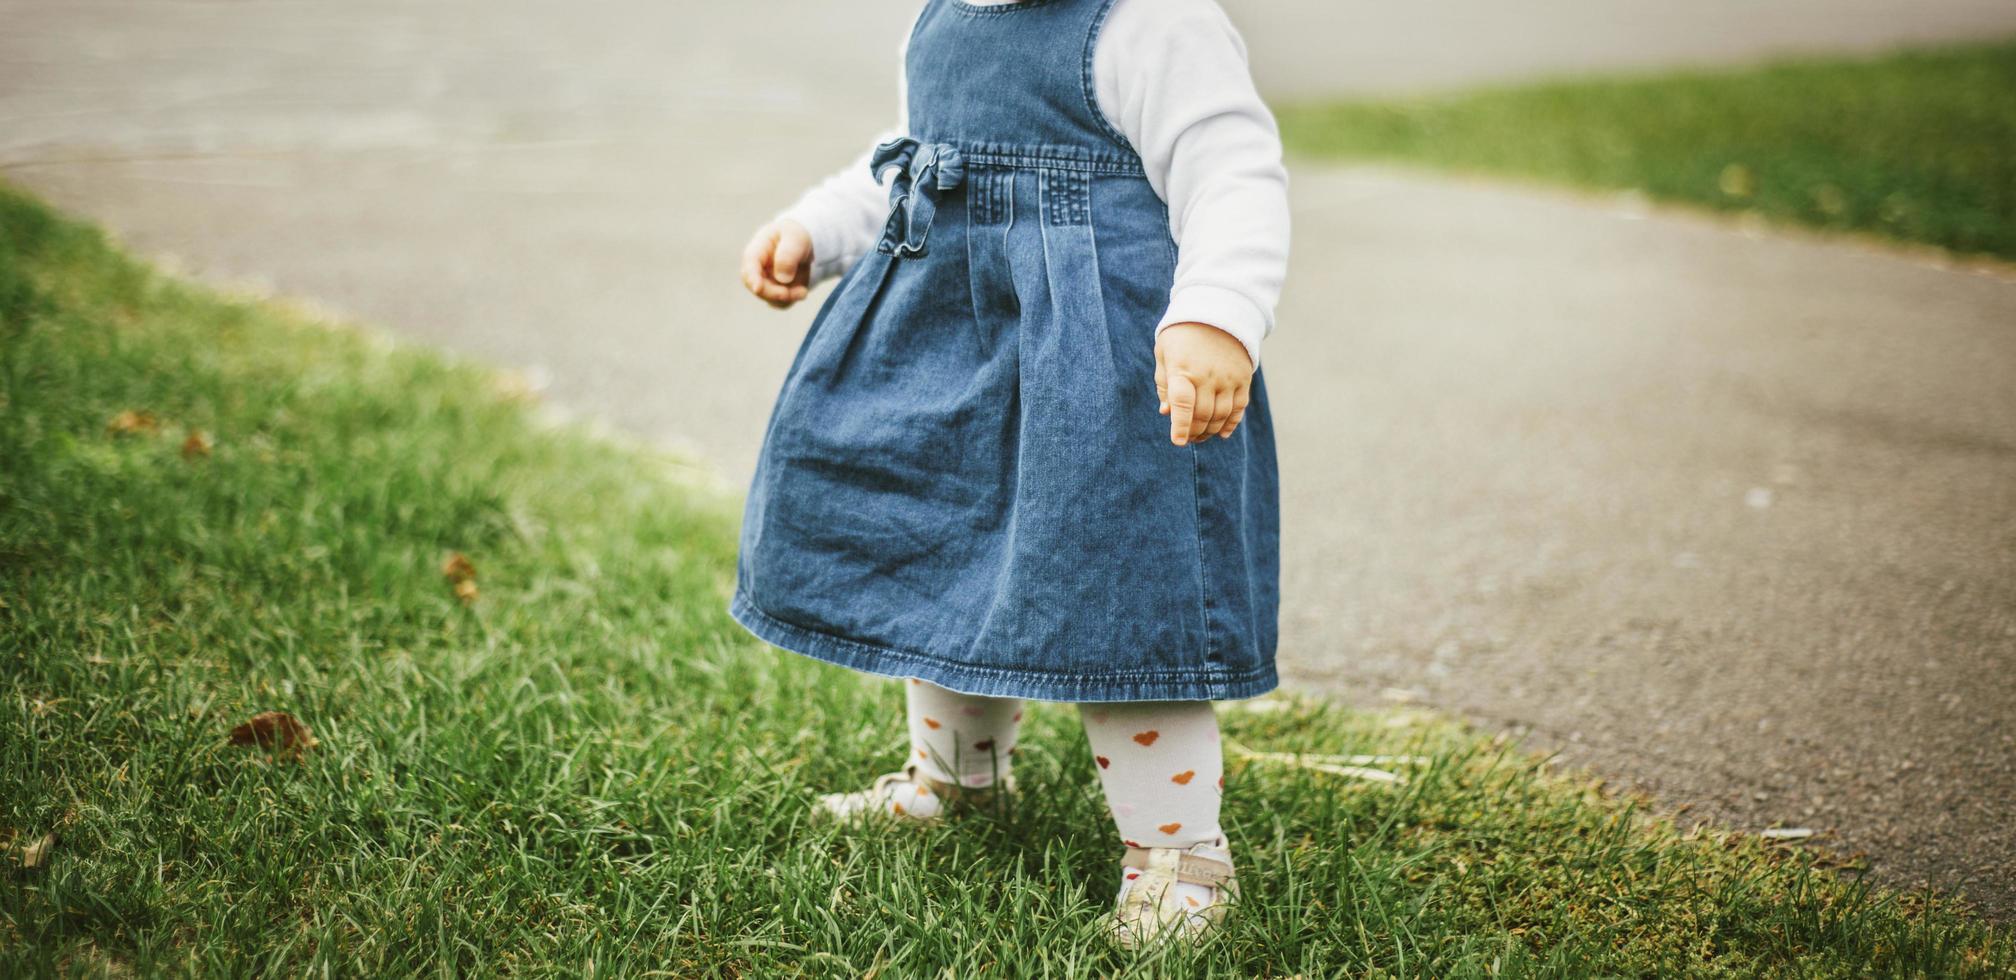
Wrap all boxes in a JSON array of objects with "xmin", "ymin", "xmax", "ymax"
[
  {"xmin": 739, "ymin": 224, "xmax": 811, "ymax": 308},
  {"xmin": 741, "ymin": 230, "xmax": 792, "ymax": 305},
  {"xmin": 1188, "ymin": 386, "xmax": 1218, "ymax": 441},
  {"xmin": 762, "ymin": 280, "xmax": 807, "ymax": 305},
  {"xmin": 1215, "ymin": 385, "xmax": 1250, "ymax": 439},
  {"xmin": 1201, "ymin": 387, "xmax": 1232, "ymax": 439},
  {"xmin": 1166, "ymin": 374, "xmax": 1197, "ymax": 446},
  {"xmin": 772, "ymin": 232, "xmax": 810, "ymax": 286},
  {"xmin": 1154, "ymin": 348, "xmax": 1169, "ymax": 415},
  {"xmin": 740, "ymin": 227, "xmax": 776, "ymax": 282},
  {"xmin": 753, "ymin": 279, "xmax": 801, "ymax": 306},
  {"xmin": 1193, "ymin": 389, "xmax": 1225, "ymax": 437}
]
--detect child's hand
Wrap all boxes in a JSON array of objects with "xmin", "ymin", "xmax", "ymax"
[
  {"xmin": 1155, "ymin": 322, "xmax": 1253, "ymax": 446},
  {"xmin": 740, "ymin": 219, "xmax": 814, "ymax": 309}
]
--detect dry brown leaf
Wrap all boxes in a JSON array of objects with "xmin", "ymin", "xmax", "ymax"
[
  {"xmin": 181, "ymin": 429, "xmax": 214, "ymax": 458},
  {"xmin": 442, "ymin": 552, "xmax": 478, "ymax": 604},
  {"xmin": 107, "ymin": 410, "xmax": 159, "ymax": 435},
  {"xmin": 10, "ymin": 832, "xmax": 56, "ymax": 869},
  {"xmin": 228, "ymin": 711, "xmax": 320, "ymax": 758}
]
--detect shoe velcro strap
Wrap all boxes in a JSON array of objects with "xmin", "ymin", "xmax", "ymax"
[{"xmin": 1122, "ymin": 847, "xmax": 1235, "ymax": 887}]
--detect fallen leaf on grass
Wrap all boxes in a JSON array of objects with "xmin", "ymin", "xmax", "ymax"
[
  {"xmin": 441, "ymin": 551, "xmax": 478, "ymax": 604},
  {"xmin": 181, "ymin": 429, "xmax": 213, "ymax": 458},
  {"xmin": 107, "ymin": 410, "xmax": 159, "ymax": 435},
  {"xmin": 228, "ymin": 711, "xmax": 320, "ymax": 758},
  {"xmin": 19, "ymin": 833, "xmax": 54, "ymax": 867},
  {"xmin": 5, "ymin": 832, "xmax": 56, "ymax": 869}
]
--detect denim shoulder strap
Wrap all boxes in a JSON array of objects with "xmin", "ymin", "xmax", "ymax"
[{"xmin": 902, "ymin": 0, "xmax": 1137, "ymax": 159}]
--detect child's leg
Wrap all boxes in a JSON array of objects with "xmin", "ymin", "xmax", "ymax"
[
  {"xmin": 1079, "ymin": 700, "xmax": 1224, "ymax": 846},
  {"xmin": 1079, "ymin": 701, "xmax": 1230, "ymax": 908},
  {"xmin": 907, "ymin": 678, "xmax": 1022, "ymax": 788}
]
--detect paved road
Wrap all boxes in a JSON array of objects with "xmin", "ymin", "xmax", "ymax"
[{"xmin": 5, "ymin": 0, "xmax": 2015, "ymax": 917}]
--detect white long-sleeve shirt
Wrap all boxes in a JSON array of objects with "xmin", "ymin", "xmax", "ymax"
[{"xmin": 775, "ymin": 0, "xmax": 1291, "ymax": 368}]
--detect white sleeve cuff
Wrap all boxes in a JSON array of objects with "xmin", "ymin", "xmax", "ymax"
[{"xmin": 1156, "ymin": 283, "xmax": 1270, "ymax": 370}]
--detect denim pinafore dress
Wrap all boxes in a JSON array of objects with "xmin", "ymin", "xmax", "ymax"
[{"xmin": 730, "ymin": 0, "xmax": 1279, "ymax": 703}]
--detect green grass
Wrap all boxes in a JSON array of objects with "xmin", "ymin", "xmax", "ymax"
[
  {"xmin": 1278, "ymin": 40, "xmax": 2016, "ymax": 261},
  {"xmin": 1, "ymin": 184, "xmax": 2012, "ymax": 977}
]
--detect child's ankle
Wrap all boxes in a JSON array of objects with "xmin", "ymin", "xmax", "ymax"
[
  {"xmin": 914, "ymin": 765, "xmax": 1010, "ymax": 805},
  {"xmin": 913, "ymin": 757, "xmax": 1010, "ymax": 792}
]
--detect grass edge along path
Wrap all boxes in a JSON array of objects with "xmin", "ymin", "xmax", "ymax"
[
  {"xmin": 2, "ymin": 184, "xmax": 2012, "ymax": 975},
  {"xmin": 1277, "ymin": 39, "xmax": 2016, "ymax": 263}
]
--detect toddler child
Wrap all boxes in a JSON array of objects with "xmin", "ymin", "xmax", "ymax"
[{"xmin": 733, "ymin": 0, "xmax": 1290, "ymax": 947}]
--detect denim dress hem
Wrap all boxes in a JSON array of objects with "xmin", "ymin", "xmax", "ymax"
[{"xmin": 730, "ymin": 589, "xmax": 1277, "ymax": 703}]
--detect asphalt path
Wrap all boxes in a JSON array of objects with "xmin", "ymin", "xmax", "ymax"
[{"xmin": 4, "ymin": 0, "xmax": 2014, "ymax": 916}]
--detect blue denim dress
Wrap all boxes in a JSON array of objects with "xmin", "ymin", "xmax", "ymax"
[{"xmin": 730, "ymin": 0, "xmax": 1279, "ymax": 702}]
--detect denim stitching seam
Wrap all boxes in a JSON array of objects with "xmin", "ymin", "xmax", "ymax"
[
  {"xmin": 965, "ymin": 152, "xmax": 1142, "ymax": 176},
  {"xmin": 1082, "ymin": 0, "xmax": 1136, "ymax": 154},
  {"xmin": 1188, "ymin": 442, "xmax": 1219, "ymax": 668},
  {"xmin": 950, "ymin": 0, "xmax": 1067, "ymax": 15}
]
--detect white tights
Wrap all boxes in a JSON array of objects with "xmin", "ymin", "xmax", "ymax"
[{"xmin": 905, "ymin": 678, "xmax": 1225, "ymax": 850}]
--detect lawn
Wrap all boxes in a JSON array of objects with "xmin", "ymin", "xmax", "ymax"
[
  {"xmin": 2, "ymin": 184, "xmax": 2012, "ymax": 975},
  {"xmin": 1276, "ymin": 39, "xmax": 2016, "ymax": 261}
]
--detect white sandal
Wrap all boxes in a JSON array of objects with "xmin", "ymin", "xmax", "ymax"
[
  {"xmin": 812, "ymin": 762, "xmax": 1015, "ymax": 824},
  {"xmin": 1109, "ymin": 839, "xmax": 1238, "ymax": 948}
]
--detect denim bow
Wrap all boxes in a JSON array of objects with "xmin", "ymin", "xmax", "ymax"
[{"xmin": 870, "ymin": 136, "xmax": 966, "ymax": 258}]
